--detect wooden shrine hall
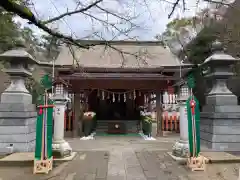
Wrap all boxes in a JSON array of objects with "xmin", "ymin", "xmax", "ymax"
[{"xmin": 51, "ymin": 40, "xmax": 192, "ymax": 137}]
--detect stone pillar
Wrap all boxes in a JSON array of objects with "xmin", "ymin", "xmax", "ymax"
[
  {"xmin": 52, "ymin": 95, "xmax": 72, "ymax": 157},
  {"xmin": 200, "ymin": 40, "xmax": 240, "ymax": 151},
  {"xmin": 0, "ymin": 47, "xmax": 37, "ymax": 153},
  {"xmin": 73, "ymin": 93, "xmax": 81, "ymax": 137},
  {"xmin": 172, "ymin": 84, "xmax": 189, "ymax": 158}
]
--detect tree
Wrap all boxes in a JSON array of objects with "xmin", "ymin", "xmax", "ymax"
[
  {"xmin": 156, "ymin": 18, "xmax": 193, "ymax": 40},
  {"xmin": 155, "ymin": 17, "xmax": 196, "ymax": 62},
  {"xmin": 0, "ymin": 1, "xmax": 47, "ymax": 101},
  {"xmin": 0, "ymin": 7, "xmax": 21, "ymax": 53},
  {"xmin": 0, "ymin": 0, "xmax": 199, "ymax": 63},
  {"xmin": 41, "ymin": 34, "xmax": 61, "ymax": 60}
]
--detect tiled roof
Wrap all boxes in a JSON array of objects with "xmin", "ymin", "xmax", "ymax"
[
  {"xmin": 0, "ymin": 49, "xmax": 34, "ymax": 59},
  {"xmin": 54, "ymin": 41, "xmax": 182, "ymax": 68}
]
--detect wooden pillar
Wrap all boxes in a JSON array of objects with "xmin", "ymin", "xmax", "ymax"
[
  {"xmin": 147, "ymin": 93, "xmax": 151, "ymax": 111},
  {"xmin": 156, "ymin": 91, "xmax": 163, "ymax": 136},
  {"xmin": 73, "ymin": 93, "xmax": 81, "ymax": 137}
]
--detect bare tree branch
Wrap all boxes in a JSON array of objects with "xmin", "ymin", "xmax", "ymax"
[
  {"xmin": 0, "ymin": 0, "xmax": 90, "ymax": 49},
  {"xmin": 168, "ymin": 0, "xmax": 181, "ymax": 18},
  {"xmin": 81, "ymin": 12, "xmax": 135, "ymax": 40},
  {"xmin": 203, "ymin": 0, "xmax": 233, "ymax": 6},
  {"xmin": 68, "ymin": 45, "xmax": 89, "ymax": 76},
  {"xmin": 43, "ymin": 0, "xmax": 103, "ymax": 24},
  {"xmin": 95, "ymin": 5, "xmax": 140, "ymax": 28},
  {"xmin": 1, "ymin": 0, "xmax": 190, "ymax": 69}
]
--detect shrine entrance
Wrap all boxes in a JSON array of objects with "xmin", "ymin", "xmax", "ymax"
[
  {"xmin": 51, "ymin": 40, "xmax": 193, "ymax": 137},
  {"xmin": 59, "ymin": 78, "xmax": 170, "ymax": 136},
  {"xmin": 87, "ymin": 89, "xmax": 144, "ymax": 134},
  {"xmin": 89, "ymin": 89, "xmax": 142, "ymax": 121}
]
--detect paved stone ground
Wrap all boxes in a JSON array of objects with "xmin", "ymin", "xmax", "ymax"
[{"xmin": 0, "ymin": 132, "xmax": 239, "ymax": 180}]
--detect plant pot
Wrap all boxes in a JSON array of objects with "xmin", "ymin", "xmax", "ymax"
[
  {"xmin": 142, "ymin": 121, "xmax": 152, "ymax": 136},
  {"xmin": 83, "ymin": 120, "xmax": 93, "ymax": 136},
  {"xmin": 91, "ymin": 115, "xmax": 97, "ymax": 132}
]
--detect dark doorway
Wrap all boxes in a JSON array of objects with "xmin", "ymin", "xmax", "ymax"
[{"xmin": 89, "ymin": 90, "xmax": 140, "ymax": 121}]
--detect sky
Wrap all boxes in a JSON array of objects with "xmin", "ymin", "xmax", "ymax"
[{"xmin": 16, "ymin": 0, "xmax": 208, "ymax": 40}]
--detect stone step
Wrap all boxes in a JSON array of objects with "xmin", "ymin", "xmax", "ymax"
[{"xmin": 0, "ymin": 152, "xmax": 77, "ymax": 167}]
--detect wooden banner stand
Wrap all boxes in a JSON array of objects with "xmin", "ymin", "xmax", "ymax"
[{"xmin": 187, "ymin": 155, "xmax": 209, "ymax": 171}]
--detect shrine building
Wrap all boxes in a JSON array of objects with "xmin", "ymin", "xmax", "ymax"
[{"xmin": 50, "ymin": 40, "xmax": 192, "ymax": 137}]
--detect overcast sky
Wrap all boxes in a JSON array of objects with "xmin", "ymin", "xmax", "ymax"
[{"xmin": 17, "ymin": 0, "xmax": 208, "ymax": 40}]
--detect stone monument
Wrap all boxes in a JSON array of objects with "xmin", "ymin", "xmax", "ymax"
[
  {"xmin": 200, "ymin": 40, "xmax": 240, "ymax": 151},
  {"xmin": 0, "ymin": 44, "xmax": 38, "ymax": 153},
  {"xmin": 172, "ymin": 83, "xmax": 190, "ymax": 158}
]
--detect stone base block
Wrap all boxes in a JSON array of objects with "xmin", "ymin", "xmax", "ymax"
[
  {"xmin": 52, "ymin": 141, "xmax": 72, "ymax": 158},
  {"xmin": 201, "ymin": 139, "xmax": 240, "ymax": 151},
  {"xmin": 172, "ymin": 140, "xmax": 189, "ymax": 158},
  {"xmin": 1, "ymin": 92, "xmax": 32, "ymax": 104},
  {"xmin": 167, "ymin": 152, "xmax": 187, "ymax": 165},
  {"xmin": 0, "ymin": 114, "xmax": 36, "ymax": 153},
  {"xmin": 0, "ymin": 140, "xmax": 35, "ymax": 153},
  {"xmin": 206, "ymin": 95, "xmax": 238, "ymax": 106},
  {"xmin": 0, "ymin": 103, "xmax": 36, "ymax": 112},
  {"xmin": 200, "ymin": 112, "xmax": 240, "ymax": 151}
]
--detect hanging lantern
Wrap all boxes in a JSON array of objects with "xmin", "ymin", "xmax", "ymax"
[
  {"xmin": 53, "ymin": 78, "xmax": 69, "ymax": 98},
  {"xmin": 97, "ymin": 89, "xmax": 100, "ymax": 97},
  {"xmin": 175, "ymin": 94, "xmax": 178, "ymax": 104},
  {"xmin": 169, "ymin": 94, "xmax": 173, "ymax": 104},
  {"xmin": 112, "ymin": 93, "xmax": 115, "ymax": 102},
  {"xmin": 102, "ymin": 91, "xmax": 105, "ymax": 100},
  {"xmin": 118, "ymin": 94, "xmax": 121, "ymax": 102},
  {"xmin": 133, "ymin": 90, "xmax": 136, "ymax": 100},
  {"xmin": 124, "ymin": 93, "xmax": 126, "ymax": 102},
  {"xmin": 144, "ymin": 94, "xmax": 146, "ymax": 104},
  {"xmin": 138, "ymin": 91, "xmax": 141, "ymax": 96}
]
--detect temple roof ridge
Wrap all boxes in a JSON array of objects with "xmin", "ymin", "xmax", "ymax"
[{"xmin": 54, "ymin": 40, "xmax": 188, "ymax": 69}]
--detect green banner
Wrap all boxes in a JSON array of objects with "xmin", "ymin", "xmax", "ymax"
[
  {"xmin": 187, "ymin": 96, "xmax": 200, "ymax": 157},
  {"xmin": 35, "ymin": 74, "xmax": 53, "ymax": 160},
  {"xmin": 35, "ymin": 97, "xmax": 53, "ymax": 160}
]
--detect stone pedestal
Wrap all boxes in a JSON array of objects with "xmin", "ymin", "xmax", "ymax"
[
  {"xmin": 200, "ymin": 41, "xmax": 240, "ymax": 151},
  {"xmin": 52, "ymin": 94, "xmax": 72, "ymax": 157},
  {"xmin": 0, "ymin": 48, "xmax": 37, "ymax": 154},
  {"xmin": 0, "ymin": 101, "xmax": 37, "ymax": 153},
  {"xmin": 172, "ymin": 84, "xmax": 189, "ymax": 158}
]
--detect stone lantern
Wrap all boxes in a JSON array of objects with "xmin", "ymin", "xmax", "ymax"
[
  {"xmin": 200, "ymin": 40, "xmax": 240, "ymax": 151},
  {"xmin": 0, "ymin": 47, "xmax": 37, "ymax": 103},
  {"xmin": 0, "ymin": 44, "xmax": 38, "ymax": 153},
  {"xmin": 172, "ymin": 80, "xmax": 190, "ymax": 159},
  {"xmin": 51, "ymin": 78, "xmax": 72, "ymax": 158}
]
